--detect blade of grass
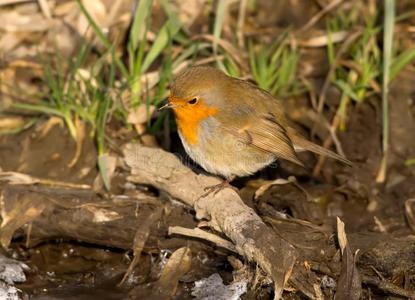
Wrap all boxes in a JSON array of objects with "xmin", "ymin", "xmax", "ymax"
[
  {"xmin": 334, "ymin": 79, "xmax": 360, "ymax": 102},
  {"xmin": 128, "ymin": 0, "xmax": 152, "ymax": 100},
  {"xmin": 141, "ymin": 17, "xmax": 181, "ymax": 73},
  {"xmin": 10, "ymin": 103, "xmax": 66, "ymax": 118},
  {"xmin": 390, "ymin": 47, "xmax": 415, "ymax": 80},
  {"xmin": 376, "ymin": 0, "xmax": 395, "ymax": 183},
  {"xmin": 213, "ymin": 0, "xmax": 228, "ymax": 69},
  {"xmin": 172, "ymin": 43, "xmax": 210, "ymax": 68},
  {"xmin": 76, "ymin": 0, "xmax": 128, "ymax": 77},
  {"xmin": 129, "ymin": 0, "xmax": 153, "ymax": 52},
  {"xmin": 213, "ymin": 0, "xmax": 228, "ymax": 53}
]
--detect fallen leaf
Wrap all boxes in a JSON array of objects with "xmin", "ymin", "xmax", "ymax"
[
  {"xmin": 0, "ymin": 190, "xmax": 47, "ymax": 248},
  {"xmin": 127, "ymin": 104, "xmax": 156, "ymax": 125},
  {"xmin": 97, "ymin": 153, "xmax": 117, "ymax": 191},
  {"xmin": 153, "ymin": 247, "xmax": 192, "ymax": 297},
  {"xmin": 0, "ymin": 116, "xmax": 25, "ymax": 132},
  {"xmin": 68, "ymin": 118, "xmax": 86, "ymax": 168}
]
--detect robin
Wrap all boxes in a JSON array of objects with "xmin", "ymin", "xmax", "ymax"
[{"xmin": 161, "ymin": 66, "xmax": 351, "ymax": 194}]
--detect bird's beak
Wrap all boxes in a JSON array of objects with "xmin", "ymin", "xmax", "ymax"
[
  {"xmin": 158, "ymin": 102, "xmax": 173, "ymax": 110},
  {"xmin": 158, "ymin": 97, "xmax": 173, "ymax": 110},
  {"xmin": 159, "ymin": 96, "xmax": 184, "ymax": 110}
]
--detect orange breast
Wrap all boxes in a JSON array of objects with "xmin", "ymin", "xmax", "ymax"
[{"xmin": 173, "ymin": 104, "xmax": 218, "ymax": 145}]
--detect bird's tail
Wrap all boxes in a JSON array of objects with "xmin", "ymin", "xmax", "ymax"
[{"xmin": 290, "ymin": 134, "xmax": 353, "ymax": 166}]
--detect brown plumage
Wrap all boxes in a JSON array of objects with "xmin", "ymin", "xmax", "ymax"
[{"xmin": 165, "ymin": 66, "xmax": 351, "ymax": 180}]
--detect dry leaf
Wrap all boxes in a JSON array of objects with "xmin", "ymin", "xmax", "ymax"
[
  {"xmin": 0, "ymin": 32, "xmax": 23, "ymax": 54},
  {"xmin": 0, "ymin": 116, "xmax": 25, "ymax": 132},
  {"xmin": 0, "ymin": 11, "xmax": 52, "ymax": 32},
  {"xmin": 68, "ymin": 118, "xmax": 86, "ymax": 168},
  {"xmin": 97, "ymin": 153, "xmax": 117, "ymax": 191},
  {"xmin": 170, "ymin": 0, "xmax": 208, "ymax": 30},
  {"xmin": 0, "ymin": 190, "xmax": 47, "ymax": 248},
  {"xmin": 299, "ymin": 31, "xmax": 349, "ymax": 47},
  {"xmin": 154, "ymin": 247, "xmax": 192, "ymax": 297},
  {"xmin": 127, "ymin": 104, "xmax": 156, "ymax": 125}
]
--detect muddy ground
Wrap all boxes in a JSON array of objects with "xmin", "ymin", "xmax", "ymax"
[{"xmin": 0, "ymin": 1, "xmax": 415, "ymax": 299}]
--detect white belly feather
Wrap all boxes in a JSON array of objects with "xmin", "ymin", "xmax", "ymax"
[{"xmin": 178, "ymin": 120, "xmax": 275, "ymax": 178}]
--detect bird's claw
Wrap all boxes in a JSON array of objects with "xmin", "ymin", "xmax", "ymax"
[{"xmin": 200, "ymin": 180, "xmax": 238, "ymax": 198}]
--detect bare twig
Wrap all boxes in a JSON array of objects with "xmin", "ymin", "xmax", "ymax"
[
  {"xmin": 193, "ymin": 34, "xmax": 248, "ymax": 71},
  {"xmin": 168, "ymin": 226, "xmax": 237, "ymax": 253},
  {"xmin": 297, "ymin": 0, "xmax": 344, "ymax": 34},
  {"xmin": 0, "ymin": 171, "xmax": 91, "ymax": 189}
]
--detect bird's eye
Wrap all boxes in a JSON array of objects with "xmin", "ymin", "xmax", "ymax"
[{"xmin": 188, "ymin": 98, "xmax": 198, "ymax": 105}]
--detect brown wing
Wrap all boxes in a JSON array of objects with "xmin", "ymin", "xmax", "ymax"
[{"xmin": 226, "ymin": 113, "xmax": 304, "ymax": 167}]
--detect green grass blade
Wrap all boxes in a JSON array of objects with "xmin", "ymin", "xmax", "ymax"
[
  {"xmin": 11, "ymin": 102, "xmax": 66, "ymax": 118},
  {"xmin": 390, "ymin": 47, "xmax": 415, "ymax": 80},
  {"xmin": 76, "ymin": 0, "xmax": 128, "ymax": 77},
  {"xmin": 382, "ymin": 0, "xmax": 395, "ymax": 149},
  {"xmin": 129, "ymin": 0, "xmax": 153, "ymax": 52},
  {"xmin": 377, "ymin": 0, "xmax": 395, "ymax": 182},
  {"xmin": 213, "ymin": 0, "xmax": 228, "ymax": 54},
  {"xmin": 140, "ymin": 0, "xmax": 181, "ymax": 73},
  {"xmin": 76, "ymin": 0, "xmax": 111, "ymax": 48},
  {"xmin": 141, "ymin": 20, "xmax": 181, "ymax": 73},
  {"xmin": 172, "ymin": 43, "xmax": 210, "ymax": 68},
  {"xmin": 405, "ymin": 158, "xmax": 415, "ymax": 166},
  {"xmin": 334, "ymin": 79, "xmax": 360, "ymax": 102}
]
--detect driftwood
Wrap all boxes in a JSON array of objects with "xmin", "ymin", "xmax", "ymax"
[{"xmin": 1, "ymin": 144, "xmax": 415, "ymax": 298}]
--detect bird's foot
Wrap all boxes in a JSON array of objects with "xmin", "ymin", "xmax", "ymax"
[{"xmin": 201, "ymin": 177, "xmax": 238, "ymax": 198}]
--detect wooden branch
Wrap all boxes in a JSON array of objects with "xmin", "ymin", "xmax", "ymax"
[
  {"xmin": 168, "ymin": 226, "xmax": 238, "ymax": 253},
  {"xmin": 123, "ymin": 144, "xmax": 298, "ymax": 298},
  {"xmin": 0, "ymin": 185, "xmax": 162, "ymax": 250}
]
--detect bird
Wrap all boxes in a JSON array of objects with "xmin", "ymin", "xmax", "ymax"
[{"xmin": 161, "ymin": 66, "xmax": 351, "ymax": 194}]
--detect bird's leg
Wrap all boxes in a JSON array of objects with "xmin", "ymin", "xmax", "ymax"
[{"xmin": 201, "ymin": 175, "xmax": 238, "ymax": 198}]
